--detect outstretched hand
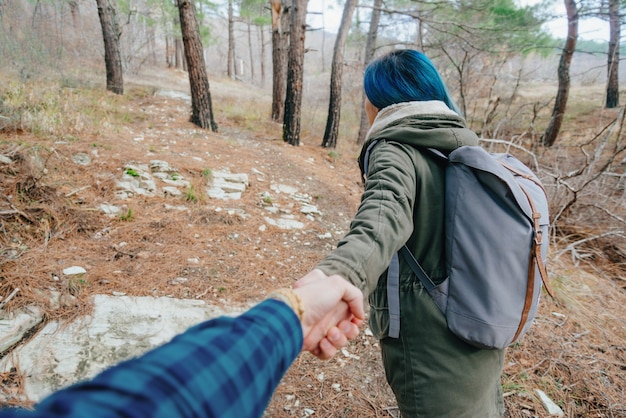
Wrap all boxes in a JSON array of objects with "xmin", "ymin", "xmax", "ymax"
[{"xmin": 293, "ymin": 269, "xmax": 365, "ymax": 360}]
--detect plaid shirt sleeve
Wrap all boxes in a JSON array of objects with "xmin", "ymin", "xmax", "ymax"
[{"xmin": 1, "ymin": 299, "xmax": 303, "ymax": 418}]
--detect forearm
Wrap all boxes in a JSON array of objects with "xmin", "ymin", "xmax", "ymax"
[
  {"xmin": 2, "ymin": 300, "xmax": 301, "ymax": 418},
  {"xmin": 317, "ymin": 142, "xmax": 416, "ymax": 295}
]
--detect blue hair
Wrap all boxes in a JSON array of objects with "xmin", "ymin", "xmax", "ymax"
[{"xmin": 363, "ymin": 49, "xmax": 459, "ymax": 114}]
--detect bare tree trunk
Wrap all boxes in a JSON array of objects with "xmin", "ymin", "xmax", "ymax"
[
  {"xmin": 227, "ymin": 0, "xmax": 235, "ymax": 78},
  {"xmin": 320, "ymin": 0, "xmax": 325, "ymax": 71},
  {"xmin": 166, "ymin": 36, "xmax": 170, "ymax": 67},
  {"xmin": 177, "ymin": 0, "xmax": 218, "ymax": 131},
  {"xmin": 32, "ymin": 0, "xmax": 42, "ymax": 29},
  {"xmin": 357, "ymin": 0, "xmax": 382, "ymax": 145},
  {"xmin": 247, "ymin": 20, "xmax": 255, "ymax": 82},
  {"xmin": 283, "ymin": 0, "xmax": 307, "ymax": 146},
  {"xmin": 166, "ymin": 36, "xmax": 173, "ymax": 67},
  {"xmin": 149, "ymin": 26, "xmax": 157, "ymax": 65},
  {"xmin": 68, "ymin": 0, "xmax": 79, "ymax": 27},
  {"xmin": 321, "ymin": 0, "xmax": 357, "ymax": 148},
  {"xmin": 605, "ymin": 0, "xmax": 620, "ymax": 108},
  {"xmin": 95, "ymin": 0, "xmax": 123, "ymax": 94},
  {"xmin": 270, "ymin": 0, "xmax": 289, "ymax": 122},
  {"xmin": 260, "ymin": 24, "xmax": 266, "ymax": 87},
  {"xmin": 175, "ymin": 38, "xmax": 184, "ymax": 69},
  {"xmin": 542, "ymin": 0, "xmax": 578, "ymax": 147}
]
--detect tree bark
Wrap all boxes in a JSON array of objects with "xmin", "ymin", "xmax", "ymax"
[
  {"xmin": 95, "ymin": 0, "xmax": 124, "ymax": 95},
  {"xmin": 270, "ymin": 0, "xmax": 289, "ymax": 121},
  {"xmin": 166, "ymin": 36, "xmax": 174, "ymax": 67},
  {"xmin": 605, "ymin": 0, "xmax": 620, "ymax": 108},
  {"xmin": 357, "ymin": 0, "xmax": 383, "ymax": 145},
  {"xmin": 68, "ymin": 0, "xmax": 80, "ymax": 28},
  {"xmin": 175, "ymin": 37, "xmax": 184, "ymax": 69},
  {"xmin": 282, "ymin": 0, "xmax": 307, "ymax": 146},
  {"xmin": 177, "ymin": 0, "xmax": 218, "ymax": 131},
  {"xmin": 247, "ymin": 20, "xmax": 255, "ymax": 82},
  {"xmin": 541, "ymin": 0, "xmax": 578, "ymax": 147},
  {"xmin": 260, "ymin": 24, "xmax": 266, "ymax": 87},
  {"xmin": 228, "ymin": 0, "xmax": 235, "ymax": 78},
  {"xmin": 321, "ymin": 0, "xmax": 357, "ymax": 148}
]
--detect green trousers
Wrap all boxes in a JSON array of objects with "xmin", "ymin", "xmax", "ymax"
[{"xmin": 370, "ymin": 277, "xmax": 505, "ymax": 418}]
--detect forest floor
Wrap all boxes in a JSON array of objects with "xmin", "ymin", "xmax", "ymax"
[{"xmin": 1, "ymin": 68, "xmax": 625, "ymax": 417}]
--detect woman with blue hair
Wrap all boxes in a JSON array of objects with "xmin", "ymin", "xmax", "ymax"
[{"xmin": 297, "ymin": 49, "xmax": 505, "ymax": 417}]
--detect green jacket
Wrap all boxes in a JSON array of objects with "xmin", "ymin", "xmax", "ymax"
[{"xmin": 316, "ymin": 101, "xmax": 479, "ymax": 298}]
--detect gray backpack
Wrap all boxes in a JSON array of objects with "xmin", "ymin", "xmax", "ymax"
[{"xmin": 365, "ymin": 144, "xmax": 554, "ymax": 350}]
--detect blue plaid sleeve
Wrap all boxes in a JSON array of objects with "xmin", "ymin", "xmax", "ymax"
[{"xmin": 0, "ymin": 299, "xmax": 303, "ymax": 418}]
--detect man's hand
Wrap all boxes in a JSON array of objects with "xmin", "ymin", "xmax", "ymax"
[{"xmin": 293, "ymin": 270, "xmax": 364, "ymax": 360}]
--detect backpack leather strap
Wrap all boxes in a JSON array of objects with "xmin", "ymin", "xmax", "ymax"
[{"xmin": 518, "ymin": 183, "xmax": 554, "ymax": 298}]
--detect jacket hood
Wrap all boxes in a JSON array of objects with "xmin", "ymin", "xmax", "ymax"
[{"xmin": 358, "ymin": 101, "xmax": 479, "ymax": 175}]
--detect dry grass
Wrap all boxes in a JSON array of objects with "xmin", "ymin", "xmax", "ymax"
[{"xmin": 1, "ymin": 68, "xmax": 625, "ymax": 417}]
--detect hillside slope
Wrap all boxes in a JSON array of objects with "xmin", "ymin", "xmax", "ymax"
[{"xmin": 1, "ymin": 70, "xmax": 624, "ymax": 417}]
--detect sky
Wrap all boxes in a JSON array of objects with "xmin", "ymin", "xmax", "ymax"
[{"xmin": 306, "ymin": 1, "xmax": 611, "ymax": 43}]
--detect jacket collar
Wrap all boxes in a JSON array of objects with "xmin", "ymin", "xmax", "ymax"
[{"xmin": 367, "ymin": 101, "xmax": 459, "ymax": 141}]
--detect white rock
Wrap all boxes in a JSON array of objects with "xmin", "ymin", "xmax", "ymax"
[
  {"xmin": 0, "ymin": 306, "xmax": 43, "ymax": 353},
  {"xmin": 270, "ymin": 183, "xmax": 298, "ymax": 194},
  {"xmin": 341, "ymin": 348, "xmax": 360, "ymax": 360},
  {"xmin": 264, "ymin": 217, "xmax": 304, "ymax": 230},
  {"xmin": 300, "ymin": 204, "xmax": 320, "ymax": 215},
  {"xmin": 116, "ymin": 176, "xmax": 157, "ymax": 196},
  {"xmin": 150, "ymin": 160, "xmax": 176, "ymax": 173},
  {"xmin": 0, "ymin": 295, "xmax": 241, "ymax": 403},
  {"xmin": 71, "ymin": 153, "xmax": 91, "ymax": 165},
  {"xmin": 152, "ymin": 172, "xmax": 169, "ymax": 180},
  {"xmin": 99, "ymin": 203, "xmax": 121, "ymax": 215},
  {"xmin": 63, "ymin": 266, "xmax": 86, "ymax": 276},
  {"xmin": 212, "ymin": 177, "xmax": 246, "ymax": 193},
  {"xmin": 535, "ymin": 389, "xmax": 564, "ymax": 416},
  {"xmin": 162, "ymin": 186, "xmax": 182, "ymax": 197},
  {"xmin": 207, "ymin": 187, "xmax": 240, "ymax": 200},
  {"xmin": 161, "ymin": 178, "xmax": 190, "ymax": 188},
  {"xmin": 212, "ymin": 171, "xmax": 249, "ymax": 186}
]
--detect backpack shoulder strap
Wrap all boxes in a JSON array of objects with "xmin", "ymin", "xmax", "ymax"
[{"xmin": 399, "ymin": 246, "xmax": 437, "ymax": 291}]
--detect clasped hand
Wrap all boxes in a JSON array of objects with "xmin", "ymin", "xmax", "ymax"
[{"xmin": 293, "ymin": 270, "xmax": 365, "ymax": 360}]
